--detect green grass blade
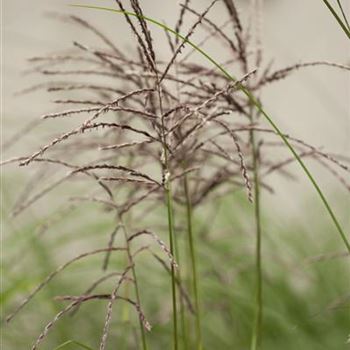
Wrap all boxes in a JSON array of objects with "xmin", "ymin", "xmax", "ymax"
[
  {"xmin": 336, "ymin": 0, "xmax": 350, "ymax": 31},
  {"xmin": 184, "ymin": 176, "xmax": 202, "ymax": 350},
  {"xmin": 53, "ymin": 340, "xmax": 95, "ymax": 350},
  {"xmin": 69, "ymin": 5, "xmax": 349, "ymax": 252},
  {"xmin": 165, "ymin": 180, "xmax": 179, "ymax": 350},
  {"xmin": 321, "ymin": 0, "xmax": 350, "ymax": 38},
  {"xmin": 249, "ymin": 119, "xmax": 263, "ymax": 350}
]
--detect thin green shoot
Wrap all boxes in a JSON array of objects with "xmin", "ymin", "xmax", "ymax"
[
  {"xmin": 336, "ymin": 0, "xmax": 350, "ymax": 31},
  {"xmin": 249, "ymin": 113, "xmax": 263, "ymax": 350},
  {"xmin": 321, "ymin": 0, "xmax": 350, "ymax": 38},
  {"xmin": 184, "ymin": 175, "xmax": 202, "ymax": 350}
]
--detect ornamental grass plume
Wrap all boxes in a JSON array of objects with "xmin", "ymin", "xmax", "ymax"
[{"xmin": 3, "ymin": 1, "xmax": 350, "ymax": 350}]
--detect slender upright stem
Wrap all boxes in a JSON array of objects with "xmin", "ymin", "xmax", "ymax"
[
  {"xmin": 250, "ymin": 119, "xmax": 263, "ymax": 350},
  {"xmin": 184, "ymin": 175, "xmax": 202, "ymax": 350},
  {"xmin": 173, "ymin": 212, "xmax": 189, "ymax": 350},
  {"xmin": 156, "ymin": 77, "xmax": 178, "ymax": 349},
  {"xmin": 173, "ymin": 45, "xmax": 189, "ymax": 350},
  {"xmin": 120, "ymin": 220, "xmax": 148, "ymax": 350},
  {"xmin": 165, "ymin": 181, "xmax": 179, "ymax": 350}
]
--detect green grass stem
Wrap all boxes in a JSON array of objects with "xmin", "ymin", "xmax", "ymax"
[
  {"xmin": 321, "ymin": 0, "xmax": 350, "ymax": 38},
  {"xmin": 165, "ymin": 181, "xmax": 179, "ymax": 350},
  {"xmin": 156, "ymin": 60, "xmax": 179, "ymax": 349},
  {"xmin": 249, "ymin": 115, "xmax": 263, "ymax": 350},
  {"xmin": 172, "ymin": 213, "xmax": 189, "ymax": 350},
  {"xmin": 184, "ymin": 175, "xmax": 202, "ymax": 350},
  {"xmin": 336, "ymin": 0, "xmax": 350, "ymax": 31}
]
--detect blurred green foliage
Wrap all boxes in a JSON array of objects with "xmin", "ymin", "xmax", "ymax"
[{"xmin": 2, "ymin": 189, "xmax": 349, "ymax": 349}]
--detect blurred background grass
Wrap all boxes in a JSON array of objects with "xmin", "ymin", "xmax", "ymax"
[{"xmin": 2, "ymin": 191, "xmax": 349, "ymax": 349}]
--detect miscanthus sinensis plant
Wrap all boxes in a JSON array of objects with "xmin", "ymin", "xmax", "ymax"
[{"xmin": 3, "ymin": 1, "xmax": 350, "ymax": 350}]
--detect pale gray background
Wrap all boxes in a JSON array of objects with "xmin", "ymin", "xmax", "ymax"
[{"xmin": 2, "ymin": 0, "xmax": 350, "ymax": 223}]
